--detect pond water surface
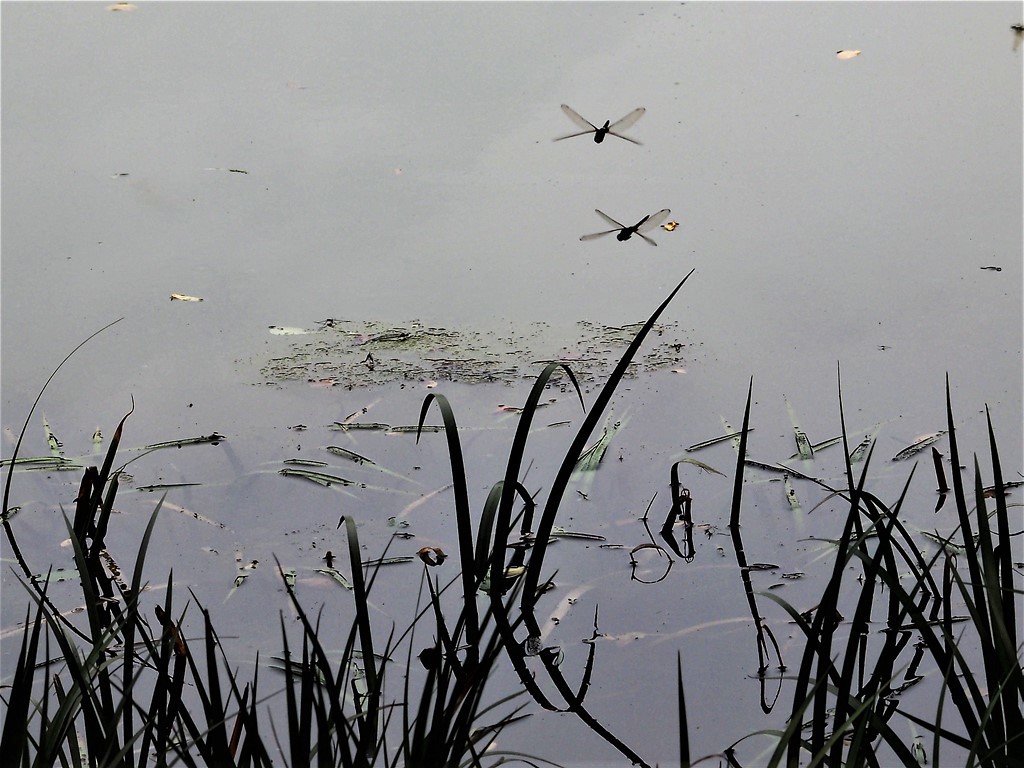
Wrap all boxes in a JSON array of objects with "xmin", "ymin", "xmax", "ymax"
[{"xmin": 2, "ymin": 3, "xmax": 1021, "ymax": 766}]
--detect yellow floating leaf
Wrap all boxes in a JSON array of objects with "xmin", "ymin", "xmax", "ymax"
[
  {"xmin": 661, "ymin": 221, "xmax": 679, "ymax": 231},
  {"xmin": 170, "ymin": 293, "xmax": 203, "ymax": 302},
  {"xmin": 836, "ymin": 50, "xmax": 862, "ymax": 60}
]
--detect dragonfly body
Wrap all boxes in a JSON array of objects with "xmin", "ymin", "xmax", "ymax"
[
  {"xmin": 580, "ymin": 209, "xmax": 671, "ymax": 246},
  {"xmin": 555, "ymin": 105, "xmax": 646, "ymax": 145}
]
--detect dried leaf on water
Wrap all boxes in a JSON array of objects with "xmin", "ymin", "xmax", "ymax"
[
  {"xmin": 416, "ymin": 546, "xmax": 447, "ymax": 566},
  {"xmin": 550, "ymin": 526, "xmax": 606, "ymax": 542},
  {"xmin": 685, "ymin": 430, "xmax": 749, "ymax": 452},
  {"xmin": 279, "ymin": 468, "xmax": 359, "ymax": 487},
  {"xmin": 43, "ymin": 415, "xmax": 63, "ymax": 454},
  {"xmin": 170, "ymin": 293, "xmax": 204, "ymax": 302},
  {"xmin": 892, "ymin": 431, "xmax": 946, "ymax": 461},
  {"xmin": 144, "ymin": 433, "xmax": 226, "ymax": 449},
  {"xmin": 314, "ymin": 567, "xmax": 353, "ymax": 590},
  {"xmin": 784, "ymin": 475, "xmax": 800, "ymax": 511},
  {"xmin": 324, "ymin": 446, "xmax": 373, "ymax": 464},
  {"xmin": 836, "ymin": 49, "xmax": 862, "ymax": 59}
]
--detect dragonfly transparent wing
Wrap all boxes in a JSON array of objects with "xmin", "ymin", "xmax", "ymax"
[
  {"xmin": 593, "ymin": 209, "xmax": 627, "ymax": 229},
  {"xmin": 560, "ymin": 104, "xmax": 598, "ymax": 132},
  {"xmin": 636, "ymin": 209, "xmax": 671, "ymax": 233},
  {"xmin": 554, "ymin": 129, "xmax": 598, "ymax": 142},
  {"xmin": 579, "ymin": 229, "xmax": 618, "ymax": 242},
  {"xmin": 607, "ymin": 107, "xmax": 646, "ymax": 144},
  {"xmin": 609, "ymin": 107, "xmax": 645, "ymax": 133}
]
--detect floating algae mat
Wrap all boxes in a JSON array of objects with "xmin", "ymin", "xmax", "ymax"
[{"xmin": 259, "ymin": 318, "xmax": 695, "ymax": 388}]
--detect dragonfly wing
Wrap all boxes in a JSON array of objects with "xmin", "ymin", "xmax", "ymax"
[
  {"xmin": 553, "ymin": 129, "xmax": 596, "ymax": 142},
  {"xmin": 637, "ymin": 209, "xmax": 671, "ymax": 233},
  {"xmin": 560, "ymin": 104, "xmax": 598, "ymax": 132},
  {"xmin": 637, "ymin": 231, "xmax": 659, "ymax": 246},
  {"xmin": 608, "ymin": 132, "xmax": 643, "ymax": 145},
  {"xmin": 594, "ymin": 209, "xmax": 627, "ymax": 229},
  {"xmin": 580, "ymin": 229, "xmax": 617, "ymax": 241},
  {"xmin": 609, "ymin": 107, "xmax": 645, "ymax": 133}
]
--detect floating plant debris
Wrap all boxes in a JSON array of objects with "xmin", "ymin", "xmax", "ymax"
[
  {"xmin": 892, "ymin": 431, "xmax": 946, "ymax": 461},
  {"xmin": 135, "ymin": 482, "xmax": 202, "ymax": 491},
  {"xmin": 686, "ymin": 430, "xmax": 750, "ymax": 452},
  {"xmin": 170, "ymin": 293, "xmax": 203, "ymax": 302},
  {"xmin": 314, "ymin": 566, "xmax": 353, "ymax": 590},
  {"xmin": 554, "ymin": 104, "xmax": 646, "ymax": 145},
  {"xmin": 257, "ymin": 318, "xmax": 692, "ymax": 388},
  {"xmin": 279, "ymin": 468, "xmax": 361, "ymax": 487},
  {"xmin": 416, "ymin": 546, "xmax": 447, "ymax": 566},
  {"xmin": 662, "ymin": 220, "xmax": 679, "ymax": 231},
  {"xmin": 836, "ymin": 49, "xmax": 862, "ymax": 59},
  {"xmin": 144, "ymin": 433, "xmax": 225, "ymax": 449}
]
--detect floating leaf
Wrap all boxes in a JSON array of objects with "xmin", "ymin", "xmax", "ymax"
[
  {"xmin": 279, "ymin": 468, "xmax": 358, "ymax": 487},
  {"xmin": 282, "ymin": 458, "xmax": 328, "ymax": 468},
  {"xmin": 144, "ymin": 433, "xmax": 225, "ymax": 449},
  {"xmin": 234, "ymin": 559, "xmax": 259, "ymax": 587},
  {"xmin": 135, "ymin": 482, "xmax": 201, "ymax": 492},
  {"xmin": 330, "ymin": 421, "xmax": 390, "ymax": 431},
  {"xmin": 43, "ymin": 415, "xmax": 63, "ymax": 454},
  {"xmin": 892, "ymin": 431, "xmax": 946, "ymax": 461},
  {"xmin": 550, "ymin": 526, "xmax": 606, "ymax": 541},
  {"xmin": 685, "ymin": 430, "xmax": 749, "ymax": 452},
  {"xmin": 416, "ymin": 546, "xmax": 447, "ymax": 566},
  {"xmin": 106, "ymin": 3, "xmax": 137, "ymax": 10},
  {"xmin": 315, "ymin": 566, "xmax": 353, "ymax": 590},
  {"xmin": 325, "ymin": 446, "xmax": 372, "ymax": 464},
  {"xmin": 362, "ymin": 556, "xmax": 414, "ymax": 566},
  {"xmin": 794, "ymin": 430, "xmax": 814, "ymax": 460},
  {"xmin": 661, "ymin": 220, "xmax": 679, "ymax": 231},
  {"xmin": 849, "ymin": 436, "xmax": 873, "ymax": 463},
  {"xmin": 170, "ymin": 293, "xmax": 204, "ymax": 302},
  {"xmin": 836, "ymin": 49, "xmax": 862, "ymax": 59},
  {"xmin": 574, "ymin": 419, "xmax": 622, "ymax": 472},
  {"xmin": 784, "ymin": 475, "xmax": 801, "ymax": 511}
]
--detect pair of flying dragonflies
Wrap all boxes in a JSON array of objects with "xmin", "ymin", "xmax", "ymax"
[{"xmin": 555, "ymin": 104, "xmax": 673, "ymax": 247}]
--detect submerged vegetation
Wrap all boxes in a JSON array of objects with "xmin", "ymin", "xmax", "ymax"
[{"xmin": 2, "ymin": 277, "xmax": 1022, "ymax": 767}]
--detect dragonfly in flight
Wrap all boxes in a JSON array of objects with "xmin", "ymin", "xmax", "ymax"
[
  {"xmin": 554, "ymin": 104, "xmax": 646, "ymax": 145},
  {"xmin": 580, "ymin": 209, "xmax": 671, "ymax": 246}
]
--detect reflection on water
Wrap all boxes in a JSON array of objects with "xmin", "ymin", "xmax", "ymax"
[{"xmin": 2, "ymin": 1, "xmax": 1020, "ymax": 764}]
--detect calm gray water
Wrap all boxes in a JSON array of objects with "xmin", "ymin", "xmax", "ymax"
[{"xmin": 3, "ymin": 3, "xmax": 1021, "ymax": 765}]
